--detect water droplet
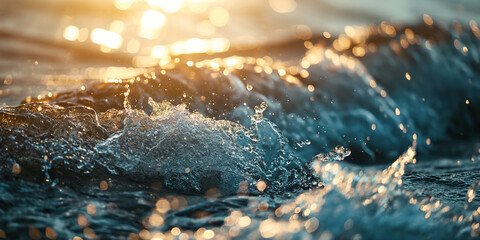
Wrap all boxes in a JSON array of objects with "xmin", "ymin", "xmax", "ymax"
[
  {"xmin": 246, "ymin": 84, "xmax": 253, "ymax": 91},
  {"xmin": 252, "ymin": 102, "xmax": 268, "ymax": 123},
  {"xmin": 315, "ymin": 146, "xmax": 351, "ymax": 161},
  {"xmin": 123, "ymin": 87, "xmax": 132, "ymax": 110}
]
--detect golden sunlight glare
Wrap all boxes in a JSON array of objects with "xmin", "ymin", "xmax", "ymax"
[
  {"xmin": 91, "ymin": 28, "xmax": 123, "ymax": 49},
  {"xmin": 63, "ymin": 25, "xmax": 80, "ymax": 41},
  {"xmin": 146, "ymin": 0, "xmax": 184, "ymax": 13},
  {"xmin": 141, "ymin": 10, "xmax": 166, "ymax": 29}
]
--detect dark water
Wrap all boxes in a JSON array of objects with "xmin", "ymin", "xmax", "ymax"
[{"xmin": 2, "ymin": 2, "xmax": 480, "ymax": 239}]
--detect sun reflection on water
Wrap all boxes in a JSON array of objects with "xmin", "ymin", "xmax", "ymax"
[{"xmin": 59, "ymin": 0, "xmax": 313, "ymax": 70}]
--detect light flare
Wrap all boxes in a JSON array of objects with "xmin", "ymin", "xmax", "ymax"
[
  {"xmin": 146, "ymin": 0, "xmax": 183, "ymax": 13},
  {"xmin": 63, "ymin": 25, "xmax": 79, "ymax": 41},
  {"xmin": 114, "ymin": 0, "xmax": 135, "ymax": 10},
  {"xmin": 269, "ymin": 0, "xmax": 297, "ymax": 13},
  {"xmin": 141, "ymin": 10, "xmax": 166, "ymax": 29},
  {"xmin": 91, "ymin": 28, "xmax": 123, "ymax": 49}
]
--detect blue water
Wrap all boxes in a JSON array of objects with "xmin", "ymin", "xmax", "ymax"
[{"xmin": 1, "ymin": 2, "xmax": 480, "ymax": 240}]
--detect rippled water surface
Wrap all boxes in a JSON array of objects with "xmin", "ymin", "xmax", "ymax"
[{"xmin": 1, "ymin": 1, "xmax": 480, "ymax": 240}]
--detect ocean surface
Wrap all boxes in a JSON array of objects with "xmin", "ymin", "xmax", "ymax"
[{"xmin": 1, "ymin": 0, "xmax": 480, "ymax": 239}]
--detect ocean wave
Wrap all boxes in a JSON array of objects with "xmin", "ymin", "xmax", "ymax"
[
  {"xmin": 22, "ymin": 23, "xmax": 480, "ymax": 164},
  {"xmin": 1, "ymin": 95, "xmax": 318, "ymax": 194}
]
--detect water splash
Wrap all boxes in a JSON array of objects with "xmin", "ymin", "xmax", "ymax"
[
  {"xmin": 313, "ymin": 145, "xmax": 352, "ymax": 162},
  {"xmin": 0, "ymin": 95, "xmax": 318, "ymax": 195}
]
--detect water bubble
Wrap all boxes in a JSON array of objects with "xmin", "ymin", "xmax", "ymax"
[{"xmin": 246, "ymin": 84, "xmax": 253, "ymax": 91}]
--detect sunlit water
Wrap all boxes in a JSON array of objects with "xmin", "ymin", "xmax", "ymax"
[{"xmin": 1, "ymin": 1, "xmax": 480, "ymax": 240}]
